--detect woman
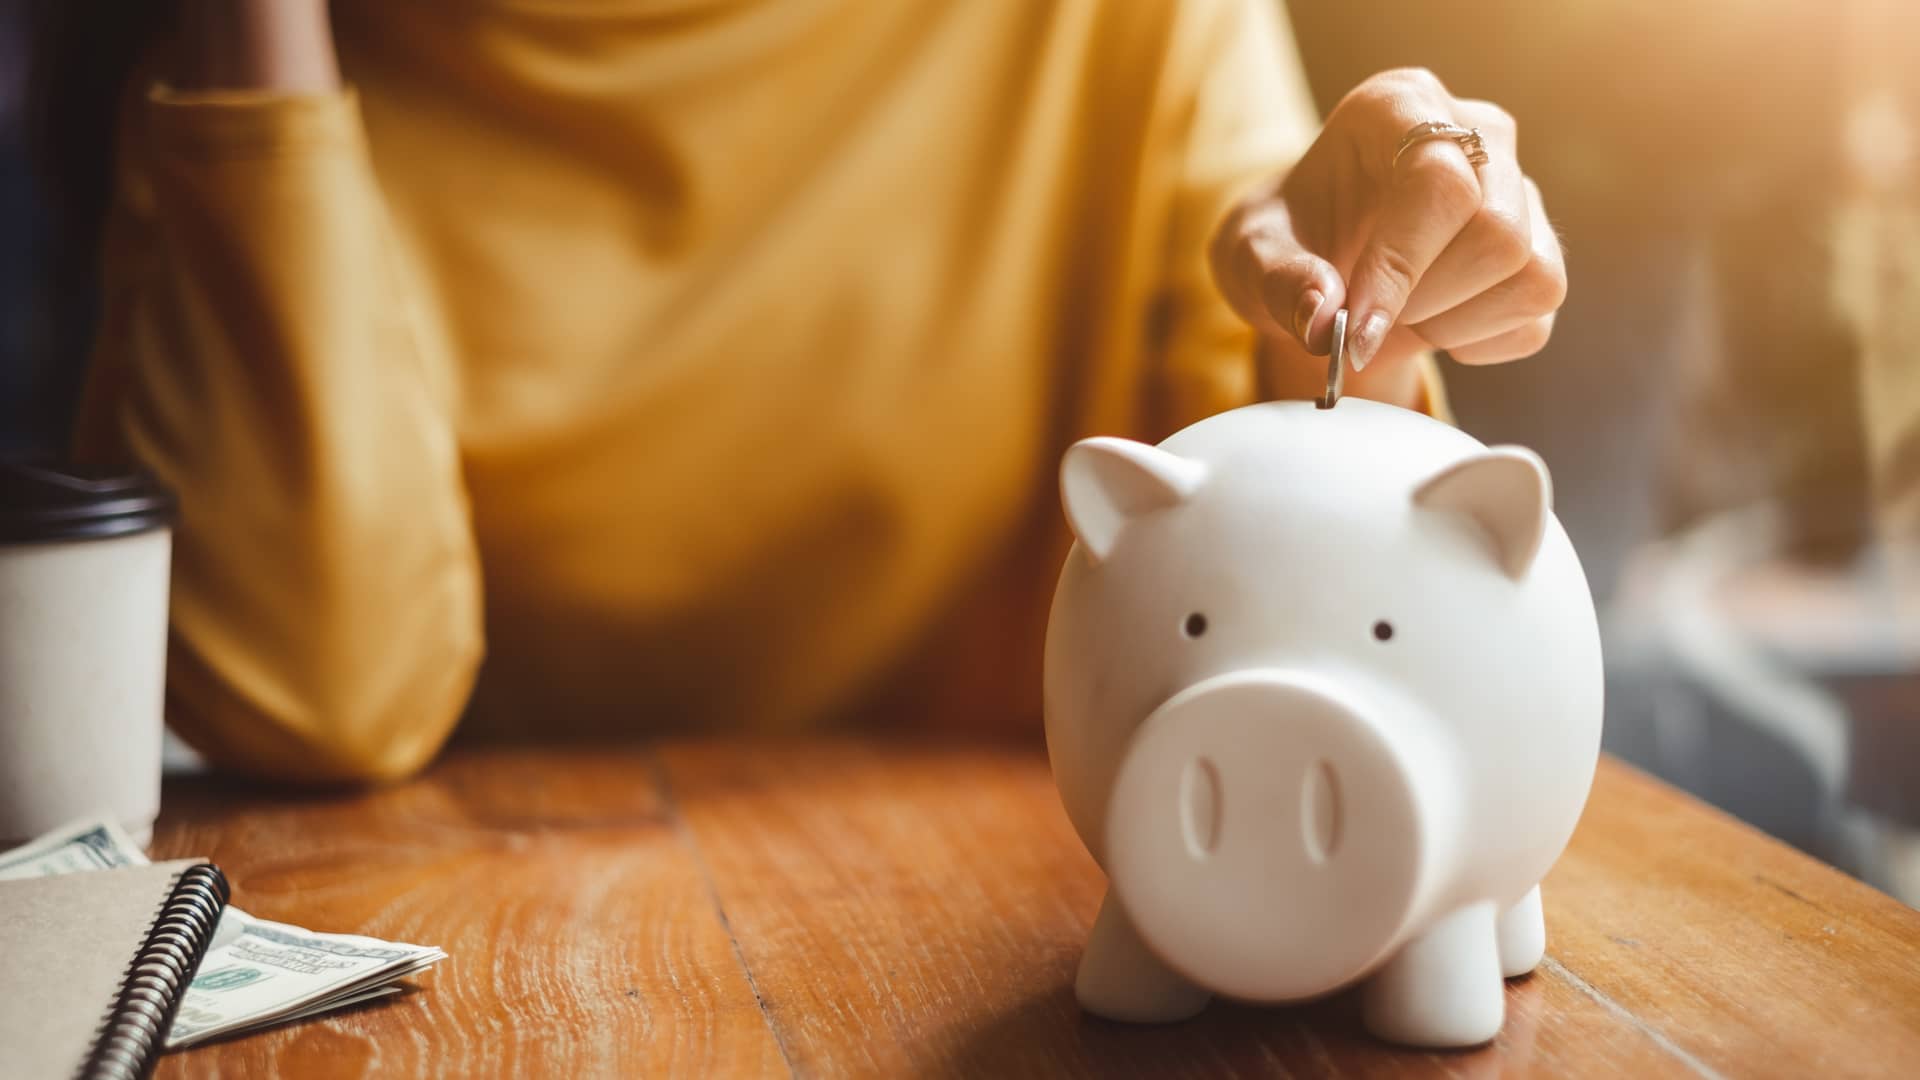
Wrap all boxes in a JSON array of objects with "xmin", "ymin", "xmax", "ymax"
[{"xmin": 40, "ymin": 0, "xmax": 1565, "ymax": 782}]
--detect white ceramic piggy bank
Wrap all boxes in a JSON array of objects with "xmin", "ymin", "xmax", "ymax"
[{"xmin": 1044, "ymin": 398, "xmax": 1603, "ymax": 1048}]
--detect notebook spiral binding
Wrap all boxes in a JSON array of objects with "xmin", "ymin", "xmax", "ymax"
[{"xmin": 78, "ymin": 863, "xmax": 231, "ymax": 1080}]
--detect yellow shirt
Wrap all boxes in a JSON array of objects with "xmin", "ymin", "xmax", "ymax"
[{"xmin": 80, "ymin": 0, "xmax": 1347, "ymax": 782}]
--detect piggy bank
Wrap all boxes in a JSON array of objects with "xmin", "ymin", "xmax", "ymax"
[{"xmin": 1043, "ymin": 398, "xmax": 1602, "ymax": 1048}]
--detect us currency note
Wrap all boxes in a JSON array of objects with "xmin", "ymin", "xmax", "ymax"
[
  {"xmin": 0, "ymin": 818, "xmax": 446, "ymax": 1048},
  {"xmin": 163, "ymin": 912, "xmax": 447, "ymax": 1046},
  {"xmin": 0, "ymin": 818, "xmax": 145, "ymax": 878}
]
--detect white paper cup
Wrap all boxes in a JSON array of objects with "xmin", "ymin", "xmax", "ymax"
[{"xmin": 0, "ymin": 462, "xmax": 174, "ymax": 848}]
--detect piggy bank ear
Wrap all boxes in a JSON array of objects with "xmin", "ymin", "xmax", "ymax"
[
  {"xmin": 1412, "ymin": 447, "xmax": 1553, "ymax": 580},
  {"xmin": 1061, "ymin": 437, "xmax": 1205, "ymax": 563}
]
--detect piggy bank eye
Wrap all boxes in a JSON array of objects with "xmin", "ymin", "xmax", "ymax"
[
  {"xmin": 1373, "ymin": 620, "xmax": 1394, "ymax": 642},
  {"xmin": 1183, "ymin": 612, "xmax": 1208, "ymax": 639}
]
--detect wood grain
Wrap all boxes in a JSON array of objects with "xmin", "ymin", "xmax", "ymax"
[
  {"xmin": 149, "ymin": 743, "xmax": 1920, "ymax": 1078},
  {"xmin": 150, "ymin": 747, "xmax": 785, "ymax": 1077},
  {"xmin": 1547, "ymin": 763, "xmax": 1920, "ymax": 1079}
]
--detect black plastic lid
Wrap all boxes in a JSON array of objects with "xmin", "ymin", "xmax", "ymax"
[{"xmin": 0, "ymin": 460, "xmax": 176, "ymax": 544}]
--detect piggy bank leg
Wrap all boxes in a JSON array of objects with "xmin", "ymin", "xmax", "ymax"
[
  {"xmin": 1497, "ymin": 885, "xmax": 1546, "ymax": 977},
  {"xmin": 1075, "ymin": 888, "xmax": 1211, "ymax": 1023},
  {"xmin": 1361, "ymin": 902, "xmax": 1504, "ymax": 1047}
]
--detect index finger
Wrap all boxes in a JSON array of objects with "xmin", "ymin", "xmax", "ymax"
[{"xmin": 1343, "ymin": 86, "xmax": 1483, "ymax": 370}]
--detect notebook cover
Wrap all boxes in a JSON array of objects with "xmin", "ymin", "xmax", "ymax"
[{"xmin": 0, "ymin": 859, "xmax": 228, "ymax": 1080}]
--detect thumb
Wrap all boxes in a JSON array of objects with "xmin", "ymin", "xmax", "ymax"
[{"xmin": 1210, "ymin": 198, "xmax": 1346, "ymax": 354}]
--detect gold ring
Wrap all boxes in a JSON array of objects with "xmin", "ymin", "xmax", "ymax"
[{"xmin": 1392, "ymin": 121, "xmax": 1489, "ymax": 170}]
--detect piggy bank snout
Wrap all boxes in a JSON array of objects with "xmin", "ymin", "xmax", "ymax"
[{"xmin": 1103, "ymin": 671, "xmax": 1446, "ymax": 1003}]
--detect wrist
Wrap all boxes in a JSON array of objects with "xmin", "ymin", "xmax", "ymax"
[{"xmin": 174, "ymin": 0, "xmax": 340, "ymax": 94}]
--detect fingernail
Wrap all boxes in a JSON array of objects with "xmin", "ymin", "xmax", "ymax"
[
  {"xmin": 1349, "ymin": 311, "xmax": 1390, "ymax": 372},
  {"xmin": 1292, "ymin": 289, "xmax": 1325, "ymax": 344}
]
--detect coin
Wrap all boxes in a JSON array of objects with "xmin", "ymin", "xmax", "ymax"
[{"xmin": 1319, "ymin": 307, "xmax": 1348, "ymax": 409}]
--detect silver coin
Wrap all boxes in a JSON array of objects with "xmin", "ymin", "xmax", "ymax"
[{"xmin": 1320, "ymin": 308, "xmax": 1348, "ymax": 409}]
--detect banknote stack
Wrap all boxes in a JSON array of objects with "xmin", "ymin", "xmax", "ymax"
[{"xmin": 0, "ymin": 818, "xmax": 447, "ymax": 1048}]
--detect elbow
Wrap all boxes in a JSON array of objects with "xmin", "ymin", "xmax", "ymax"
[
  {"xmin": 167, "ymin": 627, "xmax": 483, "ymax": 787},
  {"xmin": 309, "ymin": 668, "xmax": 474, "ymax": 785},
  {"xmin": 320, "ymin": 634, "xmax": 484, "ymax": 785}
]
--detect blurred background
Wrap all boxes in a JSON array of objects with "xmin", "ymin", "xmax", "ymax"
[
  {"xmin": 2, "ymin": 2, "xmax": 1916, "ymax": 901},
  {"xmin": 1293, "ymin": 0, "xmax": 1920, "ymax": 904}
]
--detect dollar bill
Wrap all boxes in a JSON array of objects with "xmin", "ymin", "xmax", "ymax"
[
  {"xmin": 0, "ymin": 818, "xmax": 447, "ymax": 1049},
  {"xmin": 0, "ymin": 818, "xmax": 146, "ymax": 878},
  {"xmin": 164, "ymin": 912, "xmax": 448, "ymax": 1046}
]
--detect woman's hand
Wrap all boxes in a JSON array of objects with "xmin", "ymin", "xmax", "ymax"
[
  {"xmin": 1211, "ymin": 69, "xmax": 1567, "ymax": 404},
  {"xmin": 175, "ymin": 0, "xmax": 340, "ymax": 93}
]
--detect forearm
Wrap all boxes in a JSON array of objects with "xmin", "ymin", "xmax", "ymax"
[
  {"xmin": 173, "ymin": 0, "xmax": 339, "ymax": 93},
  {"xmin": 79, "ymin": 86, "xmax": 481, "ymax": 785}
]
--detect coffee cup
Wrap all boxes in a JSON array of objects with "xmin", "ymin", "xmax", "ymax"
[{"xmin": 0, "ymin": 461, "xmax": 174, "ymax": 848}]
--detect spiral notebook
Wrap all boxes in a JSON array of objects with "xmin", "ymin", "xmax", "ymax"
[{"xmin": 0, "ymin": 859, "xmax": 230, "ymax": 1080}]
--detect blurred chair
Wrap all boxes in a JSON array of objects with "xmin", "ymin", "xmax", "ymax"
[{"xmin": 1605, "ymin": 503, "xmax": 1919, "ymax": 903}]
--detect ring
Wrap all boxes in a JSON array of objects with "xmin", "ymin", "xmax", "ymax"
[{"xmin": 1393, "ymin": 121, "xmax": 1489, "ymax": 170}]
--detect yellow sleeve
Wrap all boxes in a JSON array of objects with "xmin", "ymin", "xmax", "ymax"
[
  {"xmin": 76, "ymin": 87, "xmax": 481, "ymax": 784},
  {"xmin": 1150, "ymin": 0, "xmax": 1448, "ymax": 431}
]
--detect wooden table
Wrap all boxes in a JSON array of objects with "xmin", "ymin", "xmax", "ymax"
[{"xmin": 150, "ymin": 741, "xmax": 1920, "ymax": 1078}]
